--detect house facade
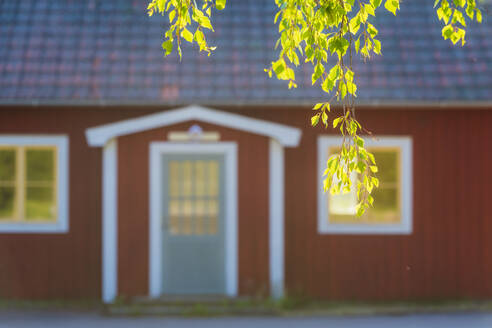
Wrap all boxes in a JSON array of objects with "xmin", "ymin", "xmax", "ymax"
[{"xmin": 0, "ymin": 0, "xmax": 491, "ymax": 302}]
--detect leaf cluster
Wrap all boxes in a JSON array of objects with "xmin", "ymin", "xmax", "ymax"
[
  {"xmin": 148, "ymin": 0, "xmax": 226, "ymax": 58},
  {"xmin": 148, "ymin": 0, "xmax": 484, "ymax": 216},
  {"xmin": 435, "ymin": 0, "xmax": 481, "ymax": 46}
]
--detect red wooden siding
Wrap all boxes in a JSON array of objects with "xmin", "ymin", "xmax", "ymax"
[
  {"xmin": 117, "ymin": 121, "xmax": 270, "ymax": 297},
  {"xmin": 0, "ymin": 107, "xmax": 158, "ymax": 299},
  {"xmin": 0, "ymin": 105, "xmax": 491, "ymax": 301},
  {"xmin": 243, "ymin": 107, "xmax": 492, "ymax": 301}
]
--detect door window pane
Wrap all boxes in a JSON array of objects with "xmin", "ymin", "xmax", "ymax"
[
  {"xmin": 195, "ymin": 161, "xmax": 206, "ymax": 197},
  {"xmin": 166, "ymin": 159, "xmax": 220, "ymax": 236},
  {"xmin": 181, "ymin": 161, "xmax": 193, "ymax": 196},
  {"xmin": 168, "ymin": 161, "xmax": 180, "ymax": 197},
  {"xmin": 207, "ymin": 161, "xmax": 219, "ymax": 197}
]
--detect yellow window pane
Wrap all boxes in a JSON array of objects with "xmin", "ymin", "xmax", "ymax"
[
  {"xmin": 328, "ymin": 170, "xmax": 358, "ymax": 216},
  {"xmin": 181, "ymin": 161, "xmax": 193, "ymax": 196},
  {"xmin": 25, "ymin": 187, "xmax": 56, "ymax": 221},
  {"xmin": 26, "ymin": 149, "xmax": 55, "ymax": 182},
  {"xmin": 195, "ymin": 161, "xmax": 206, "ymax": 197},
  {"xmin": 373, "ymin": 150, "xmax": 398, "ymax": 184},
  {"xmin": 168, "ymin": 161, "xmax": 180, "ymax": 197},
  {"xmin": 327, "ymin": 148, "xmax": 400, "ymax": 224},
  {"xmin": 368, "ymin": 188, "xmax": 399, "ymax": 222},
  {"xmin": 0, "ymin": 187, "xmax": 15, "ymax": 219},
  {"xmin": 207, "ymin": 161, "xmax": 219, "ymax": 197},
  {"xmin": 168, "ymin": 200, "xmax": 181, "ymax": 235},
  {"xmin": 329, "ymin": 191, "xmax": 357, "ymax": 216},
  {"xmin": 0, "ymin": 149, "xmax": 16, "ymax": 182}
]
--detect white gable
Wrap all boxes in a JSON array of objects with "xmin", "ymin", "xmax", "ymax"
[{"xmin": 86, "ymin": 105, "xmax": 301, "ymax": 147}]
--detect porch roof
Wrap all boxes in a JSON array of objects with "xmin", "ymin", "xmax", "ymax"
[{"xmin": 86, "ymin": 105, "xmax": 301, "ymax": 147}]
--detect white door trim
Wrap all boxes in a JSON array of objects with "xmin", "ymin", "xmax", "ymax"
[
  {"xmin": 269, "ymin": 139, "xmax": 285, "ymax": 299},
  {"xmin": 102, "ymin": 138, "xmax": 118, "ymax": 303},
  {"xmin": 149, "ymin": 142, "xmax": 238, "ymax": 298}
]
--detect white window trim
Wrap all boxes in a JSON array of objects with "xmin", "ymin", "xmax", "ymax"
[
  {"xmin": 148, "ymin": 142, "xmax": 238, "ymax": 298},
  {"xmin": 317, "ymin": 136, "xmax": 413, "ymax": 235},
  {"xmin": 0, "ymin": 135, "xmax": 69, "ymax": 234}
]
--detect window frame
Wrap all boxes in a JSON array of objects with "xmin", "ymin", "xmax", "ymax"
[
  {"xmin": 317, "ymin": 136, "xmax": 412, "ymax": 235},
  {"xmin": 0, "ymin": 135, "xmax": 69, "ymax": 233}
]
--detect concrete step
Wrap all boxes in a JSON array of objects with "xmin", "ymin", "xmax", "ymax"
[{"xmin": 105, "ymin": 296, "xmax": 278, "ymax": 316}]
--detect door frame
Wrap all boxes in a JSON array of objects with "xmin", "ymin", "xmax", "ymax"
[{"xmin": 149, "ymin": 142, "xmax": 238, "ymax": 298}]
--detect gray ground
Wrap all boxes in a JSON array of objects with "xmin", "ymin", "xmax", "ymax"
[{"xmin": 2, "ymin": 311, "xmax": 492, "ymax": 328}]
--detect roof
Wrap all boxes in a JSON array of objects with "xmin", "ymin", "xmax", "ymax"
[
  {"xmin": 86, "ymin": 105, "xmax": 302, "ymax": 147},
  {"xmin": 0, "ymin": 0, "xmax": 491, "ymax": 105}
]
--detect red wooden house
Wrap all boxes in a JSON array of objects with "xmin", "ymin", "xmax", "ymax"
[{"xmin": 0, "ymin": 0, "xmax": 491, "ymax": 303}]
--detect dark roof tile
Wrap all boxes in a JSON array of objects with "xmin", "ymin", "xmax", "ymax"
[{"xmin": 0, "ymin": 0, "xmax": 491, "ymax": 104}]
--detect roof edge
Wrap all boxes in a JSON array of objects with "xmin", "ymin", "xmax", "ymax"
[{"xmin": 1, "ymin": 99, "xmax": 492, "ymax": 108}]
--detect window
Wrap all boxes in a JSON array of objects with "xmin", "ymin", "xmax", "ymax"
[
  {"xmin": 318, "ymin": 136, "xmax": 412, "ymax": 234},
  {"xmin": 167, "ymin": 159, "xmax": 220, "ymax": 235},
  {"xmin": 0, "ymin": 136, "xmax": 68, "ymax": 233}
]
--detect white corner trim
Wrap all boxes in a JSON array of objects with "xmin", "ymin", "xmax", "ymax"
[
  {"xmin": 86, "ymin": 105, "xmax": 301, "ymax": 148},
  {"xmin": 0, "ymin": 135, "xmax": 69, "ymax": 234},
  {"xmin": 102, "ymin": 139, "xmax": 118, "ymax": 303},
  {"xmin": 149, "ymin": 142, "xmax": 238, "ymax": 298},
  {"xmin": 317, "ymin": 136, "xmax": 413, "ymax": 235},
  {"xmin": 269, "ymin": 139, "xmax": 285, "ymax": 299}
]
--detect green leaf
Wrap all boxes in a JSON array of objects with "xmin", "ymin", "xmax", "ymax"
[
  {"xmin": 345, "ymin": 69, "xmax": 354, "ymax": 82},
  {"xmin": 312, "ymin": 63, "xmax": 325, "ymax": 85},
  {"xmin": 216, "ymin": 0, "xmax": 226, "ymax": 11},
  {"xmin": 198, "ymin": 15, "xmax": 214, "ymax": 30},
  {"xmin": 349, "ymin": 16, "xmax": 361, "ymax": 35},
  {"xmin": 169, "ymin": 10, "xmax": 176, "ymax": 23},
  {"xmin": 453, "ymin": 0, "xmax": 465, "ymax": 7},
  {"xmin": 181, "ymin": 28, "xmax": 194, "ymax": 43},
  {"xmin": 322, "ymin": 77, "xmax": 335, "ymax": 93},
  {"xmin": 333, "ymin": 117, "xmax": 343, "ymax": 129},
  {"xmin": 442, "ymin": 24, "xmax": 453, "ymax": 39},
  {"xmin": 328, "ymin": 65, "xmax": 341, "ymax": 81},
  {"xmin": 384, "ymin": 0, "xmax": 399, "ymax": 15},
  {"xmin": 355, "ymin": 136, "xmax": 364, "ymax": 147},
  {"xmin": 273, "ymin": 59, "xmax": 286, "ymax": 76},
  {"xmin": 367, "ymin": 23, "xmax": 378, "ymax": 38},
  {"xmin": 371, "ymin": 0, "xmax": 383, "ymax": 7},
  {"xmin": 354, "ymin": 37, "xmax": 361, "ymax": 53},
  {"xmin": 373, "ymin": 39, "xmax": 381, "ymax": 54},
  {"xmin": 311, "ymin": 114, "xmax": 320, "ymax": 127},
  {"xmin": 356, "ymin": 203, "xmax": 366, "ymax": 217},
  {"xmin": 157, "ymin": 0, "xmax": 166, "ymax": 12},
  {"xmin": 453, "ymin": 10, "xmax": 466, "ymax": 27},
  {"xmin": 365, "ymin": 3, "xmax": 376, "ymax": 16},
  {"xmin": 322, "ymin": 111, "xmax": 328, "ymax": 126},
  {"xmin": 161, "ymin": 40, "xmax": 173, "ymax": 55}
]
